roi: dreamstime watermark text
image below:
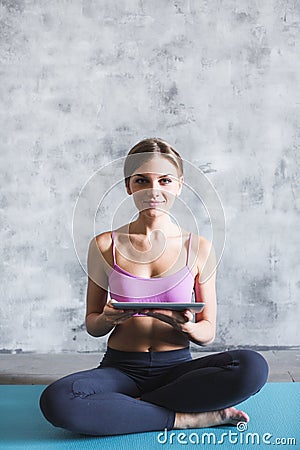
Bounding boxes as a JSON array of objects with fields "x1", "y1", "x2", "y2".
[{"x1": 156, "y1": 422, "x2": 297, "y2": 446}]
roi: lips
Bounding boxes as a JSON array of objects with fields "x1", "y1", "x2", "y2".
[{"x1": 144, "y1": 201, "x2": 164, "y2": 207}]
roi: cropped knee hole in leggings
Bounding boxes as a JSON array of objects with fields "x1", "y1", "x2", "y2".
[{"x1": 39, "y1": 347, "x2": 269, "y2": 436}]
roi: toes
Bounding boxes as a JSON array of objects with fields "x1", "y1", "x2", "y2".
[
  {"x1": 223, "y1": 407, "x2": 250, "y2": 425},
  {"x1": 237, "y1": 409, "x2": 250, "y2": 422},
  {"x1": 232, "y1": 409, "x2": 250, "y2": 424}
]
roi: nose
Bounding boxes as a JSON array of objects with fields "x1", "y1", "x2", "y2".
[
  {"x1": 147, "y1": 188, "x2": 160, "y2": 197},
  {"x1": 149, "y1": 191, "x2": 161, "y2": 200},
  {"x1": 146, "y1": 180, "x2": 163, "y2": 199}
]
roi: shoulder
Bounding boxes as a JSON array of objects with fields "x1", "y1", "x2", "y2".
[
  {"x1": 87, "y1": 231, "x2": 115, "y2": 274},
  {"x1": 199, "y1": 235, "x2": 215, "y2": 257},
  {"x1": 93, "y1": 226, "x2": 127, "y2": 248},
  {"x1": 93, "y1": 224, "x2": 131, "y2": 252},
  {"x1": 93, "y1": 231, "x2": 113, "y2": 253},
  {"x1": 190, "y1": 233, "x2": 216, "y2": 276},
  {"x1": 190, "y1": 233, "x2": 214, "y2": 254}
]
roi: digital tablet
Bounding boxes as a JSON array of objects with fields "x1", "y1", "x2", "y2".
[{"x1": 111, "y1": 302, "x2": 205, "y2": 312}]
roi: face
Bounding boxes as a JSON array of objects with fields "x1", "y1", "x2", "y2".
[{"x1": 126, "y1": 155, "x2": 183, "y2": 216}]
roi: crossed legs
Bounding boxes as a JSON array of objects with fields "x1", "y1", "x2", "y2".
[{"x1": 40, "y1": 349, "x2": 269, "y2": 436}]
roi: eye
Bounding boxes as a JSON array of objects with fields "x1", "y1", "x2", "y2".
[{"x1": 133, "y1": 177, "x2": 173, "y2": 185}]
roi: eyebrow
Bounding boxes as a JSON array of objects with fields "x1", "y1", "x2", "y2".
[{"x1": 132, "y1": 173, "x2": 175, "y2": 178}]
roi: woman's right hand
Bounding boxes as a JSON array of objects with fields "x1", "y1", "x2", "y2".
[{"x1": 102, "y1": 299, "x2": 137, "y2": 325}]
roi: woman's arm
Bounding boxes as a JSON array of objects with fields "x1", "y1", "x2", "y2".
[
  {"x1": 143, "y1": 236, "x2": 217, "y2": 346},
  {"x1": 183, "y1": 236, "x2": 217, "y2": 346},
  {"x1": 85, "y1": 234, "x2": 138, "y2": 337}
]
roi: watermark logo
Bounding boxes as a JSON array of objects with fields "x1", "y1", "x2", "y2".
[
  {"x1": 236, "y1": 421, "x2": 248, "y2": 432},
  {"x1": 72, "y1": 154, "x2": 226, "y2": 296},
  {"x1": 156, "y1": 424, "x2": 297, "y2": 446}
]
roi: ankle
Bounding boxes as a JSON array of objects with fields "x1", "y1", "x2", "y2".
[
  {"x1": 174, "y1": 412, "x2": 200, "y2": 429},
  {"x1": 174, "y1": 412, "x2": 184, "y2": 429}
]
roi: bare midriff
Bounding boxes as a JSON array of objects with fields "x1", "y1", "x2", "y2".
[{"x1": 107, "y1": 316, "x2": 190, "y2": 352}]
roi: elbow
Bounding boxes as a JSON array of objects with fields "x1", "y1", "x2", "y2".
[
  {"x1": 201, "y1": 330, "x2": 216, "y2": 347},
  {"x1": 86, "y1": 322, "x2": 104, "y2": 338},
  {"x1": 86, "y1": 324, "x2": 97, "y2": 338},
  {"x1": 201, "y1": 336, "x2": 215, "y2": 347},
  {"x1": 86, "y1": 328, "x2": 99, "y2": 338},
  {"x1": 85, "y1": 316, "x2": 100, "y2": 337},
  {"x1": 85, "y1": 314, "x2": 112, "y2": 338},
  {"x1": 86, "y1": 326, "x2": 105, "y2": 338}
]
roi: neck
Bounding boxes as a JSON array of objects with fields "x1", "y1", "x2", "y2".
[{"x1": 128, "y1": 215, "x2": 180, "y2": 238}]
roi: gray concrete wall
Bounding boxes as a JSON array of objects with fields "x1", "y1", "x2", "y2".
[{"x1": 1, "y1": 0, "x2": 299, "y2": 353}]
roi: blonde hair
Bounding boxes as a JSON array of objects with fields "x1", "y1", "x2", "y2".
[{"x1": 123, "y1": 138, "x2": 183, "y2": 189}]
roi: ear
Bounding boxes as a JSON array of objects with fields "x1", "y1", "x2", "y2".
[
  {"x1": 124, "y1": 176, "x2": 132, "y2": 195},
  {"x1": 177, "y1": 176, "x2": 184, "y2": 196},
  {"x1": 125, "y1": 183, "x2": 132, "y2": 195}
]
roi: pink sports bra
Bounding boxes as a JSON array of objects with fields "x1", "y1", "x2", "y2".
[{"x1": 108, "y1": 231, "x2": 195, "y2": 303}]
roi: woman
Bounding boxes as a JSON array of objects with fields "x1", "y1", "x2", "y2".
[{"x1": 40, "y1": 138, "x2": 269, "y2": 436}]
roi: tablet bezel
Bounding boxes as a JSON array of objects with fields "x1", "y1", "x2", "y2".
[{"x1": 111, "y1": 302, "x2": 205, "y2": 312}]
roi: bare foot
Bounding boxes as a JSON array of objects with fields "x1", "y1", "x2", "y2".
[
  {"x1": 218, "y1": 407, "x2": 250, "y2": 426},
  {"x1": 174, "y1": 406, "x2": 250, "y2": 429}
]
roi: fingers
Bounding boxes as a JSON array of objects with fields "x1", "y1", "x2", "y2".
[
  {"x1": 114, "y1": 313, "x2": 135, "y2": 324},
  {"x1": 107, "y1": 299, "x2": 119, "y2": 307},
  {"x1": 183, "y1": 309, "x2": 193, "y2": 321},
  {"x1": 104, "y1": 302, "x2": 193, "y2": 327},
  {"x1": 144, "y1": 309, "x2": 190, "y2": 323},
  {"x1": 104, "y1": 300, "x2": 137, "y2": 325},
  {"x1": 141, "y1": 310, "x2": 186, "y2": 327}
]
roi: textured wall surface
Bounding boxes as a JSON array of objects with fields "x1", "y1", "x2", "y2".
[{"x1": 0, "y1": 0, "x2": 299, "y2": 353}]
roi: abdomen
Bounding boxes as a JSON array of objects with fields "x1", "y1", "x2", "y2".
[{"x1": 107, "y1": 316, "x2": 190, "y2": 351}]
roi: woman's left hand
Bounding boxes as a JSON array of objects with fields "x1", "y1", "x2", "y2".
[{"x1": 141, "y1": 308, "x2": 194, "y2": 334}]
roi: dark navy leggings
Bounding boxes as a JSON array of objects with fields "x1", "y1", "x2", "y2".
[{"x1": 39, "y1": 346, "x2": 269, "y2": 436}]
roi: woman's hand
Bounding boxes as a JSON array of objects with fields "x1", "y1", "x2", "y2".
[
  {"x1": 141, "y1": 308, "x2": 195, "y2": 335},
  {"x1": 103, "y1": 300, "x2": 138, "y2": 325},
  {"x1": 141, "y1": 308, "x2": 212, "y2": 345}
]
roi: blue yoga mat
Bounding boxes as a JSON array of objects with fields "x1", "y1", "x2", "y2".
[{"x1": 0, "y1": 383, "x2": 299, "y2": 449}]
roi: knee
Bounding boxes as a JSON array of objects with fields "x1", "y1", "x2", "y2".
[
  {"x1": 40, "y1": 377, "x2": 111, "y2": 435},
  {"x1": 40, "y1": 384, "x2": 56, "y2": 426},
  {"x1": 232, "y1": 349, "x2": 269, "y2": 392},
  {"x1": 40, "y1": 381, "x2": 73, "y2": 429}
]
